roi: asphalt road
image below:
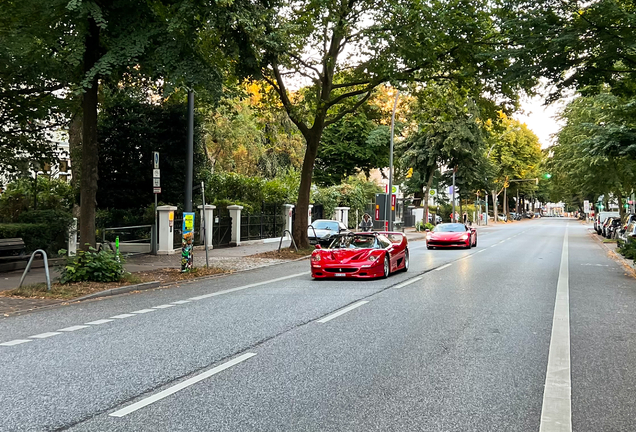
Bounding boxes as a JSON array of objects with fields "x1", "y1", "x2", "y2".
[{"x1": 1, "y1": 218, "x2": 635, "y2": 431}]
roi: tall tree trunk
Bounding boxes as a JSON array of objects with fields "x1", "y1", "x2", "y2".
[
  {"x1": 618, "y1": 193, "x2": 624, "y2": 219},
  {"x1": 492, "y1": 190, "x2": 498, "y2": 224},
  {"x1": 68, "y1": 112, "x2": 82, "y2": 219},
  {"x1": 79, "y1": 19, "x2": 100, "y2": 250},
  {"x1": 422, "y1": 169, "x2": 435, "y2": 227},
  {"x1": 293, "y1": 131, "x2": 322, "y2": 249},
  {"x1": 503, "y1": 187, "x2": 508, "y2": 221}
]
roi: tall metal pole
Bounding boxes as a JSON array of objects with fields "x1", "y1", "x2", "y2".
[
  {"x1": 185, "y1": 90, "x2": 194, "y2": 212},
  {"x1": 201, "y1": 181, "x2": 209, "y2": 268},
  {"x1": 452, "y1": 169, "x2": 456, "y2": 222},
  {"x1": 387, "y1": 89, "x2": 400, "y2": 231}
]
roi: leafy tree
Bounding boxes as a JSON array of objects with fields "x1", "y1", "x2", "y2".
[
  {"x1": 400, "y1": 83, "x2": 486, "y2": 223},
  {"x1": 257, "y1": 0, "x2": 518, "y2": 247},
  {"x1": 96, "y1": 88, "x2": 209, "y2": 212}
]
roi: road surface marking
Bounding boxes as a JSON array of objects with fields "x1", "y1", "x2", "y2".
[
  {"x1": 58, "y1": 325, "x2": 89, "y2": 332},
  {"x1": 317, "y1": 301, "x2": 369, "y2": 323},
  {"x1": 171, "y1": 300, "x2": 190, "y2": 305},
  {"x1": 490, "y1": 245, "x2": 497, "y2": 248},
  {"x1": 131, "y1": 309, "x2": 155, "y2": 314},
  {"x1": 188, "y1": 272, "x2": 307, "y2": 301},
  {"x1": 475, "y1": 250, "x2": 485, "y2": 253},
  {"x1": 29, "y1": 332, "x2": 61, "y2": 339},
  {"x1": 394, "y1": 276, "x2": 423, "y2": 289},
  {"x1": 0, "y1": 339, "x2": 33, "y2": 346},
  {"x1": 152, "y1": 304, "x2": 175, "y2": 309},
  {"x1": 498, "y1": 240, "x2": 505, "y2": 244},
  {"x1": 110, "y1": 352, "x2": 257, "y2": 418},
  {"x1": 111, "y1": 314, "x2": 136, "y2": 319},
  {"x1": 435, "y1": 263, "x2": 452, "y2": 271},
  {"x1": 539, "y1": 226, "x2": 571, "y2": 432},
  {"x1": 86, "y1": 319, "x2": 114, "y2": 325},
  {"x1": 507, "y1": 237, "x2": 512, "y2": 240}
]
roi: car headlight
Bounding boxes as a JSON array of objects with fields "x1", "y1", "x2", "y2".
[
  {"x1": 461, "y1": 234, "x2": 469, "y2": 240},
  {"x1": 426, "y1": 233, "x2": 432, "y2": 240},
  {"x1": 368, "y1": 255, "x2": 380, "y2": 261},
  {"x1": 311, "y1": 254, "x2": 321, "y2": 262}
]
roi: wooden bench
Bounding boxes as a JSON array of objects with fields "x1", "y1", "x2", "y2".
[{"x1": 0, "y1": 238, "x2": 26, "y2": 257}]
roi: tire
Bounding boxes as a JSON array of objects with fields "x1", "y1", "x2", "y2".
[
  {"x1": 473, "y1": 237, "x2": 477, "y2": 247},
  {"x1": 402, "y1": 249, "x2": 409, "y2": 272},
  {"x1": 466, "y1": 240, "x2": 472, "y2": 249},
  {"x1": 382, "y1": 255, "x2": 390, "y2": 278}
]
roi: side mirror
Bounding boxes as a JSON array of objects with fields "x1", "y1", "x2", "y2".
[
  {"x1": 471, "y1": 228, "x2": 476, "y2": 233},
  {"x1": 315, "y1": 244, "x2": 322, "y2": 249},
  {"x1": 425, "y1": 229, "x2": 430, "y2": 232}
]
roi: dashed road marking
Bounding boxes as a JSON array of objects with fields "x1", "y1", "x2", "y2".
[
  {"x1": 58, "y1": 325, "x2": 89, "y2": 332},
  {"x1": 86, "y1": 319, "x2": 114, "y2": 325},
  {"x1": 111, "y1": 314, "x2": 136, "y2": 319},
  {"x1": 152, "y1": 304, "x2": 175, "y2": 309},
  {"x1": 171, "y1": 300, "x2": 190, "y2": 305},
  {"x1": 29, "y1": 332, "x2": 61, "y2": 339},
  {"x1": 110, "y1": 352, "x2": 257, "y2": 418},
  {"x1": 131, "y1": 309, "x2": 155, "y2": 314},
  {"x1": 394, "y1": 276, "x2": 423, "y2": 289},
  {"x1": 0, "y1": 339, "x2": 32, "y2": 347},
  {"x1": 317, "y1": 301, "x2": 369, "y2": 324},
  {"x1": 436, "y1": 263, "x2": 452, "y2": 271},
  {"x1": 188, "y1": 272, "x2": 307, "y2": 302}
]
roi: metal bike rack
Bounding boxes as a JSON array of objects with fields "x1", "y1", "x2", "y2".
[
  {"x1": 18, "y1": 249, "x2": 51, "y2": 291},
  {"x1": 278, "y1": 229, "x2": 298, "y2": 252}
]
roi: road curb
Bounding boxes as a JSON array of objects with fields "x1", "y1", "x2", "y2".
[
  {"x1": 589, "y1": 229, "x2": 636, "y2": 277},
  {"x1": 73, "y1": 281, "x2": 161, "y2": 301}
]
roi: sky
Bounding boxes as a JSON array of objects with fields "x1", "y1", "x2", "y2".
[{"x1": 513, "y1": 89, "x2": 573, "y2": 149}]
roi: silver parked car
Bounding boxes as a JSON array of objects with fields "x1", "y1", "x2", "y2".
[{"x1": 308, "y1": 219, "x2": 349, "y2": 246}]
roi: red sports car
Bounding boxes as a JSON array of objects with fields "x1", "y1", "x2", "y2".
[
  {"x1": 311, "y1": 232, "x2": 409, "y2": 279},
  {"x1": 426, "y1": 223, "x2": 477, "y2": 249}
]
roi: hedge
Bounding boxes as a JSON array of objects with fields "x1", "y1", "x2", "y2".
[{"x1": 0, "y1": 210, "x2": 73, "y2": 255}]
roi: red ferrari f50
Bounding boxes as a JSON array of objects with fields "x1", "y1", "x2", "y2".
[{"x1": 311, "y1": 232, "x2": 409, "y2": 279}]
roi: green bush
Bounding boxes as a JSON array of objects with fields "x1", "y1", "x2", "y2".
[
  {"x1": 0, "y1": 177, "x2": 74, "y2": 223},
  {"x1": 618, "y1": 241, "x2": 636, "y2": 261},
  {"x1": 59, "y1": 247, "x2": 127, "y2": 283},
  {"x1": 0, "y1": 210, "x2": 73, "y2": 255}
]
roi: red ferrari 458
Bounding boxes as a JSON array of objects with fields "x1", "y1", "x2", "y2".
[
  {"x1": 311, "y1": 232, "x2": 409, "y2": 279},
  {"x1": 426, "y1": 223, "x2": 477, "y2": 249}
]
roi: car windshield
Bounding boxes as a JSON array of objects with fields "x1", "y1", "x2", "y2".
[
  {"x1": 432, "y1": 223, "x2": 466, "y2": 233},
  {"x1": 329, "y1": 235, "x2": 378, "y2": 249},
  {"x1": 312, "y1": 221, "x2": 339, "y2": 231}
]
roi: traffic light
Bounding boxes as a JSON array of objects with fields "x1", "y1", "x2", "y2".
[
  {"x1": 543, "y1": 173, "x2": 552, "y2": 179},
  {"x1": 406, "y1": 167, "x2": 413, "y2": 178}
]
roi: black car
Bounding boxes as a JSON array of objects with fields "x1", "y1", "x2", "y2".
[
  {"x1": 308, "y1": 219, "x2": 349, "y2": 246},
  {"x1": 605, "y1": 218, "x2": 622, "y2": 239}
]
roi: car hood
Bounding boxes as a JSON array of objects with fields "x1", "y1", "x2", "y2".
[
  {"x1": 317, "y1": 248, "x2": 380, "y2": 263},
  {"x1": 308, "y1": 228, "x2": 335, "y2": 238},
  {"x1": 429, "y1": 232, "x2": 468, "y2": 239}
]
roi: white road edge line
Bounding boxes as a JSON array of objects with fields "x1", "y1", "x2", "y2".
[
  {"x1": 111, "y1": 314, "x2": 136, "y2": 319},
  {"x1": 110, "y1": 352, "x2": 257, "y2": 418},
  {"x1": 171, "y1": 300, "x2": 190, "y2": 305},
  {"x1": 435, "y1": 263, "x2": 452, "y2": 271},
  {"x1": 317, "y1": 301, "x2": 369, "y2": 324},
  {"x1": 539, "y1": 224, "x2": 571, "y2": 432},
  {"x1": 188, "y1": 272, "x2": 307, "y2": 301},
  {"x1": 0, "y1": 339, "x2": 33, "y2": 346},
  {"x1": 131, "y1": 309, "x2": 155, "y2": 314},
  {"x1": 394, "y1": 276, "x2": 423, "y2": 289}
]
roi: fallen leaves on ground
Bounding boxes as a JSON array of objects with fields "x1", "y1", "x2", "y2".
[{"x1": 250, "y1": 248, "x2": 314, "y2": 260}]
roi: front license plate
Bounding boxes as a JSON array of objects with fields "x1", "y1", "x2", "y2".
[{"x1": 335, "y1": 273, "x2": 346, "y2": 277}]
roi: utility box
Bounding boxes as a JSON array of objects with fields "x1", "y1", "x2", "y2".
[{"x1": 374, "y1": 194, "x2": 395, "y2": 230}]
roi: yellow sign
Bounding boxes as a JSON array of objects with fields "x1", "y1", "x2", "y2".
[{"x1": 184, "y1": 213, "x2": 194, "y2": 231}]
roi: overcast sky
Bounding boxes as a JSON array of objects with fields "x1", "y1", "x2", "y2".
[{"x1": 513, "y1": 89, "x2": 573, "y2": 149}]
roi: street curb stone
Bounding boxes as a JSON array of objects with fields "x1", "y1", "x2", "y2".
[{"x1": 73, "y1": 281, "x2": 161, "y2": 301}]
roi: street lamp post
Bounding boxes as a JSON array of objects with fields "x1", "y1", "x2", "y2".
[{"x1": 386, "y1": 89, "x2": 399, "y2": 231}]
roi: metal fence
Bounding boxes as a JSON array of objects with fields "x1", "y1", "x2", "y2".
[{"x1": 240, "y1": 203, "x2": 285, "y2": 241}]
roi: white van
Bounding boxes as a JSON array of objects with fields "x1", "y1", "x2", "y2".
[{"x1": 594, "y1": 211, "x2": 620, "y2": 234}]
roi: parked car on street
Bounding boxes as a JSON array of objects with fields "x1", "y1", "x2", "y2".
[
  {"x1": 594, "y1": 211, "x2": 620, "y2": 234},
  {"x1": 618, "y1": 221, "x2": 636, "y2": 246},
  {"x1": 428, "y1": 214, "x2": 443, "y2": 224},
  {"x1": 310, "y1": 232, "x2": 408, "y2": 279},
  {"x1": 604, "y1": 217, "x2": 622, "y2": 238},
  {"x1": 426, "y1": 223, "x2": 477, "y2": 249},
  {"x1": 497, "y1": 213, "x2": 507, "y2": 222},
  {"x1": 308, "y1": 219, "x2": 349, "y2": 246}
]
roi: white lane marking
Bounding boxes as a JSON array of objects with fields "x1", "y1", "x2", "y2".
[
  {"x1": 498, "y1": 240, "x2": 505, "y2": 244},
  {"x1": 435, "y1": 263, "x2": 452, "y2": 271},
  {"x1": 58, "y1": 325, "x2": 89, "y2": 332},
  {"x1": 0, "y1": 339, "x2": 33, "y2": 346},
  {"x1": 317, "y1": 301, "x2": 369, "y2": 324},
  {"x1": 29, "y1": 332, "x2": 62, "y2": 339},
  {"x1": 475, "y1": 249, "x2": 485, "y2": 253},
  {"x1": 110, "y1": 352, "x2": 257, "y2": 418},
  {"x1": 131, "y1": 309, "x2": 155, "y2": 314},
  {"x1": 171, "y1": 300, "x2": 190, "y2": 305},
  {"x1": 152, "y1": 304, "x2": 175, "y2": 309},
  {"x1": 507, "y1": 237, "x2": 512, "y2": 240},
  {"x1": 394, "y1": 276, "x2": 423, "y2": 289},
  {"x1": 490, "y1": 245, "x2": 497, "y2": 248},
  {"x1": 188, "y1": 272, "x2": 307, "y2": 301},
  {"x1": 540, "y1": 225, "x2": 571, "y2": 432},
  {"x1": 86, "y1": 319, "x2": 114, "y2": 325},
  {"x1": 111, "y1": 314, "x2": 136, "y2": 319}
]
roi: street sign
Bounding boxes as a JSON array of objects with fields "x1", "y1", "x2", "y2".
[
  {"x1": 584, "y1": 200, "x2": 590, "y2": 213},
  {"x1": 153, "y1": 187, "x2": 161, "y2": 194},
  {"x1": 429, "y1": 189, "x2": 437, "y2": 197},
  {"x1": 153, "y1": 169, "x2": 160, "y2": 178},
  {"x1": 153, "y1": 178, "x2": 161, "y2": 187},
  {"x1": 385, "y1": 184, "x2": 399, "y2": 194},
  {"x1": 153, "y1": 152, "x2": 159, "y2": 169}
]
